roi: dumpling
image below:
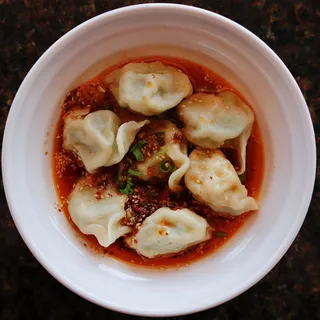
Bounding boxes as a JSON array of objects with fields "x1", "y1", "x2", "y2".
[
  {"x1": 178, "y1": 90, "x2": 254, "y2": 174},
  {"x1": 125, "y1": 207, "x2": 211, "y2": 259},
  {"x1": 68, "y1": 179, "x2": 132, "y2": 247},
  {"x1": 105, "y1": 61, "x2": 193, "y2": 116},
  {"x1": 185, "y1": 148, "x2": 259, "y2": 216},
  {"x1": 63, "y1": 109, "x2": 149, "y2": 173},
  {"x1": 133, "y1": 120, "x2": 190, "y2": 192}
]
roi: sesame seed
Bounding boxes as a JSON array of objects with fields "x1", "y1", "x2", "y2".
[{"x1": 54, "y1": 150, "x2": 74, "y2": 179}]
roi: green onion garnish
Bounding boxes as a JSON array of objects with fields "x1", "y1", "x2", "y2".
[
  {"x1": 130, "y1": 141, "x2": 147, "y2": 161},
  {"x1": 119, "y1": 183, "x2": 134, "y2": 195},
  {"x1": 117, "y1": 175, "x2": 126, "y2": 189},
  {"x1": 119, "y1": 178, "x2": 134, "y2": 195},
  {"x1": 159, "y1": 160, "x2": 176, "y2": 173},
  {"x1": 128, "y1": 169, "x2": 142, "y2": 177},
  {"x1": 214, "y1": 231, "x2": 227, "y2": 237}
]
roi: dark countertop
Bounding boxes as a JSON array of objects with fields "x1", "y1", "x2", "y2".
[{"x1": 0, "y1": 1, "x2": 319, "y2": 319}]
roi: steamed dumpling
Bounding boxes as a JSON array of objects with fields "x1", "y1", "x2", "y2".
[
  {"x1": 185, "y1": 148, "x2": 259, "y2": 216},
  {"x1": 63, "y1": 109, "x2": 149, "y2": 173},
  {"x1": 135, "y1": 120, "x2": 190, "y2": 192},
  {"x1": 105, "y1": 61, "x2": 193, "y2": 116},
  {"x1": 68, "y1": 179, "x2": 132, "y2": 247},
  {"x1": 178, "y1": 91, "x2": 254, "y2": 174},
  {"x1": 125, "y1": 207, "x2": 211, "y2": 259}
]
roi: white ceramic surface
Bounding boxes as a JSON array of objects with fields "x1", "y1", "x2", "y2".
[{"x1": 2, "y1": 4, "x2": 316, "y2": 317}]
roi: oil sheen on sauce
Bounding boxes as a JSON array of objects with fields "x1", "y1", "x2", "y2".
[{"x1": 53, "y1": 56, "x2": 264, "y2": 269}]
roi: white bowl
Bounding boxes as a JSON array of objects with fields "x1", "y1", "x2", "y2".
[{"x1": 2, "y1": 3, "x2": 316, "y2": 317}]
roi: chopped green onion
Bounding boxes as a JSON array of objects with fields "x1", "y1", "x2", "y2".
[
  {"x1": 119, "y1": 184, "x2": 134, "y2": 195},
  {"x1": 131, "y1": 148, "x2": 143, "y2": 161},
  {"x1": 160, "y1": 160, "x2": 176, "y2": 173},
  {"x1": 214, "y1": 231, "x2": 227, "y2": 237},
  {"x1": 117, "y1": 175, "x2": 126, "y2": 189},
  {"x1": 128, "y1": 169, "x2": 142, "y2": 177},
  {"x1": 119, "y1": 178, "x2": 134, "y2": 195},
  {"x1": 132, "y1": 148, "x2": 143, "y2": 161},
  {"x1": 130, "y1": 141, "x2": 147, "y2": 161},
  {"x1": 118, "y1": 175, "x2": 135, "y2": 195}
]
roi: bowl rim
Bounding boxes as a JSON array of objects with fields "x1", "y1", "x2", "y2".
[{"x1": 2, "y1": 3, "x2": 316, "y2": 317}]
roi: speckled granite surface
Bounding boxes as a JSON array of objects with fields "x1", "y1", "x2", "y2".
[{"x1": 0, "y1": 0, "x2": 319, "y2": 319}]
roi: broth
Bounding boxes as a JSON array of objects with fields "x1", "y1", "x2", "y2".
[{"x1": 53, "y1": 56, "x2": 264, "y2": 268}]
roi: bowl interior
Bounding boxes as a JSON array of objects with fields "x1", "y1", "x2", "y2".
[{"x1": 3, "y1": 4, "x2": 315, "y2": 317}]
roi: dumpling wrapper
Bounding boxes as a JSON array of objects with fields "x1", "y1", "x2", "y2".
[
  {"x1": 136, "y1": 120, "x2": 190, "y2": 192},
  {"x1": 125, "y1": 207, "x2": 211, "y2": 259},
  {"x1": 68, "y1": 179, "x2": 132, "y2": 247},
  {"x1": 63, "y1": 109, "x2": 149, "y2": 173},
  {"x1": 105, "y1": 61, "x2": 193, "y2": 116},
  {"x1": 178, "y1": 91, "x2": 254, "y2": 174},
  {"x1": 185, "y1": 148, "x2": 259, "y2": 216}
]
